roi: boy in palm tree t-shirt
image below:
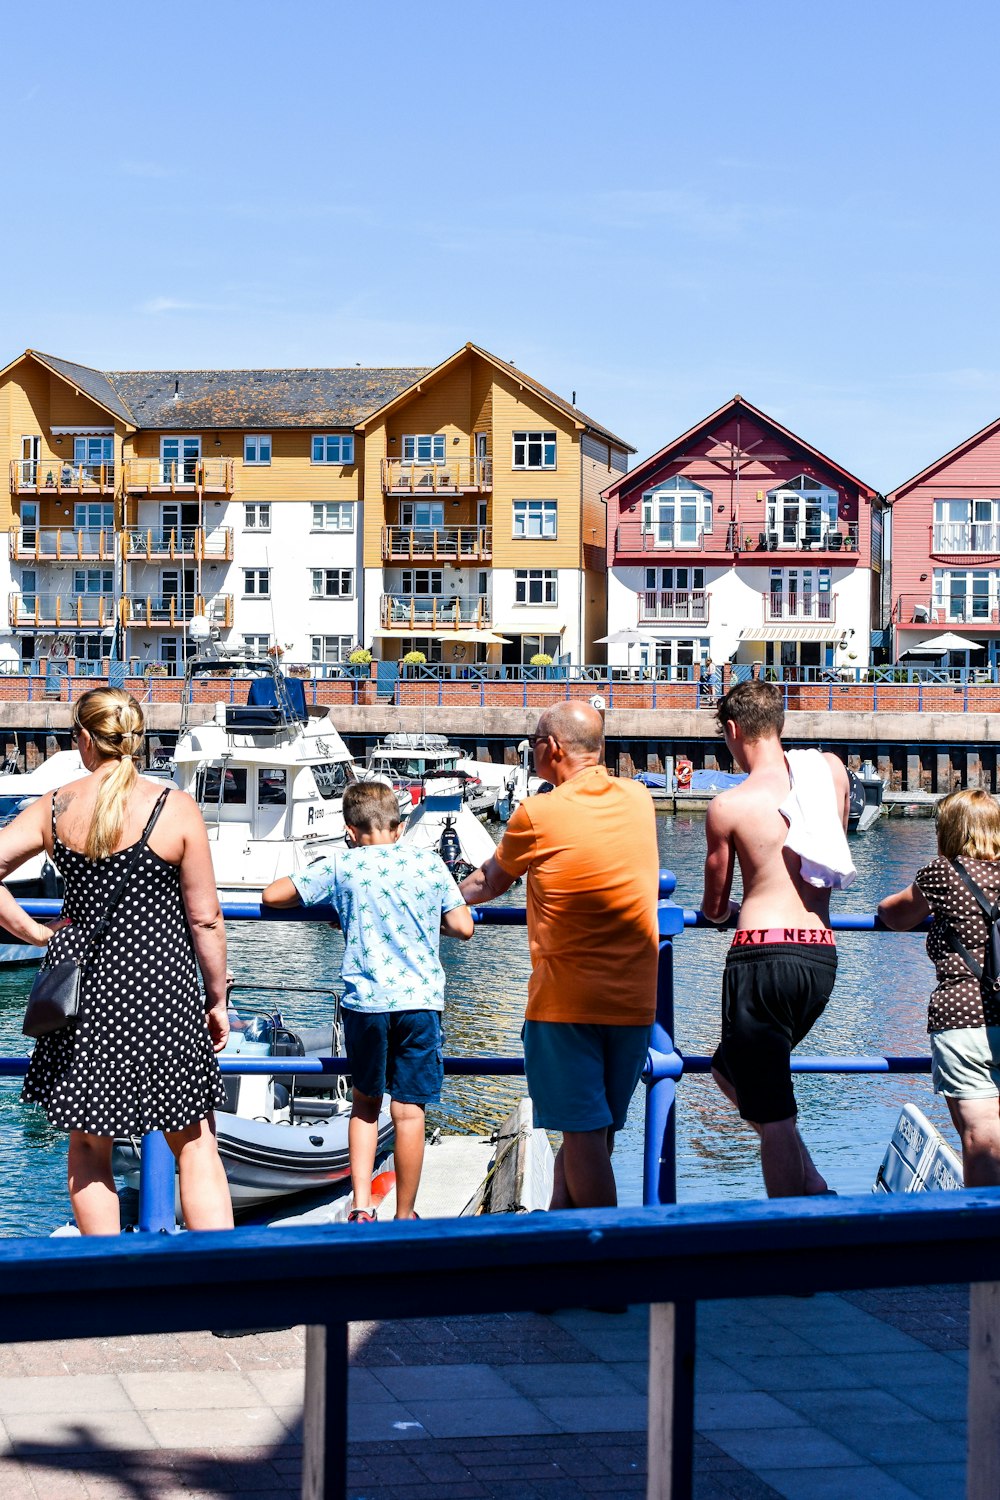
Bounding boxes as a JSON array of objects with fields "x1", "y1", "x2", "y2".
[{"x1": 262, "y1": 781, "x2": 474, "y2": 1220}]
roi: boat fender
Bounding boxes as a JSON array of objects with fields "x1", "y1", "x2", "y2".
[{"x1": 676, "y1": 758, "x2": 693, "y2": 790}]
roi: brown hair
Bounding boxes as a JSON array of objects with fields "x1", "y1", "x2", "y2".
[
  {"x1": 342, "y1": 780, "x2": 401, "y2": 834},
  {"x1": 72, "y1": 688, "x2": 145, "y2": 860},
  {"x1": 715, "y1": 680, "x2": 784, "y2": 744},
  {"x1": 936, "y1": 788, "x2": 1000, "y2": 862}
]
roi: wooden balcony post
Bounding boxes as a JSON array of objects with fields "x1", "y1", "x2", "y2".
[{"x1": 55, "y1": 597, "x2": 61, "y2": 627}]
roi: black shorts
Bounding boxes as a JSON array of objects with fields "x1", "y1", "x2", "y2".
[{"x1": 711, "y1": 943, "x2": 837, "y2": 1125}]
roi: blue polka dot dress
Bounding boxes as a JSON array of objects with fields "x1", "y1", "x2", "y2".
[{"x1": 22, "y1": 793, "x2": 226, "y2": 1137}]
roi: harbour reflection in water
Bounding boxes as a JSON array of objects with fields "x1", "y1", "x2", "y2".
[{"x1": 0, "y1": 813, "x2": 945, "y2": 1235}]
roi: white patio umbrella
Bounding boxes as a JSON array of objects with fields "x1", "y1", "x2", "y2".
[
  {"x1": 595, "y1": 628, "x2": 659, "y2": 669},
  {"x1": 900, "y1": 633, "x2": 985, "y2": 655}
]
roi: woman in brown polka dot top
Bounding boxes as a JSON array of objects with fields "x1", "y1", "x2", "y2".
[{"x1": 879, "y1": 789, "x2": 1000, "y2": 1187}]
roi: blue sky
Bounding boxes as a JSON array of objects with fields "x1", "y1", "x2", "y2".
[{"x1": 4, "y1": 0, "x2": 999, "y2": 491}]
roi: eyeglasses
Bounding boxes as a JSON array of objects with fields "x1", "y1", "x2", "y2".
[
  {"x1": 70, "y1": 728, "x2": 79, "y2": 744},
  {"x1": 531, "y1": 734, "x2": 559, "y2": 750}
]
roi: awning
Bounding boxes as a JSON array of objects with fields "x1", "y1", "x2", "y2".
[
  {"x1": 372, "y1": 627, "x2": 511, "y2": 644},
  {"x1": 740, "y1": 624, "x2": 845, "y2": 644}
]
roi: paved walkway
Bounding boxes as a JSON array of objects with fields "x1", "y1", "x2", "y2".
[{"x1": 0, "y1": 1285, "x2": 968, "y2": 1499}]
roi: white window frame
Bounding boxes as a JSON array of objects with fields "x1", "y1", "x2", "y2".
[
  {"x1": 644, "y1": 566, "x2": 705, "y2": 591},
  {"x1": 73, "y1": 436, "x2": 113, "y2": 467},
  {"x1": 400, "y1": 501, "x2": 444, "y2": 528},
  {"x1": 244, "y1": 434, "x2": 272, "y2": 466},
  {"x1": 641, "y1": 478, "x2": 713, "y2": 549},
  {"x1": 933, "y1": 498, "x2": 1000, "y2": 553},
  {"x1": 932, "y1": 568, "x2": 999, "y2": 623},
  {"x1": 401, "y1": 434, "x2": 446, "y2": 466},
  {"x1": 512, "y1": 431, "x2": 557, "y2": 470},
  {"x1": 243, "y1": 502, "x2": 271, "y2": 531},
  {"x1": 401, "y1": 570, "x2": 443, "y2": 595},
  {"x1": 311, "y1": 434, "x2": 355, "y2": 465},
  {"x1": 514, "y1": 569, "x2": 558, "y2": 605},
  {"x1": 242, "y1": 633, "x2": 272, "y2": 654},
  {"x1": 310, "y1": 568, "x2": 355, "y2": 598},
  {"x1": 73, "y1": 568, "x2": 114, "y2": 595},
  {"x1": 243, "y1": 567, "x2": 270, "y2": 598},
  {"x1": 512, "y1": 499, "x2": 557, "y2": 539},
  {"x1": 766, "y1": 474, "x2": 838, "y2": 548},
  {"x1": 311, "y1": 634, "x2": 354, "y2": 664},
  {"x1": 74, "y1": 502, "x2": 114, "y2": 531},
  {"x1": 311, "y1": 501, "x2": 355, "y2": 532}
]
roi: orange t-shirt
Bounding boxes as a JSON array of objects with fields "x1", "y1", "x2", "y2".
[{"x1": 494, "y1": 765, "x2": 659, "y2": 1025}]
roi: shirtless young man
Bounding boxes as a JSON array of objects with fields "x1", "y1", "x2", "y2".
[{"x1": 701, "y1": 680, "x2": 851, "y2": 1198}]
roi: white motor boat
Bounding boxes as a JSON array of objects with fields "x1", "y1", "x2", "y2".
[
  {"x1": 0, "y1": 751, "x2": 88, "y2": 964},
  {"x1": 171, "y1": 650, "x2": 403, "y2": 900},
  {"x1": 495, "y1": 739, "x2": 552, "y2": 823},
  {"x1": 364, "y1": 733, "x2": 497, "y2": 817},
  {"x1": 398, "y1": 771, "x2": 499, "y2": 881}
]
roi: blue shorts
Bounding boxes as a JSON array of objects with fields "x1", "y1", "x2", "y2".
[
  {"x1": 522, "y1": 1020, "x2": 650, "y2": 1132},
  {"x1": 342, "y1": 1009, "x2": 444, "y2": 1106}
]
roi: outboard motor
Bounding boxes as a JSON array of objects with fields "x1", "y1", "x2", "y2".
[{"x1": 439, "y1": 816, "x2": 461, "y2": 874}]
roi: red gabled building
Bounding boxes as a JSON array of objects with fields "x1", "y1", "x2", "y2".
[
  {"x1": 889, "y1": 415, "x2": 1000, "y2": 670},
  {"x1": 602, "y1": 396, "x2": 883, "y2": 677}
]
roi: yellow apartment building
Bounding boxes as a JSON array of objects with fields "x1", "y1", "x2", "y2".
[{"x1": 0, "y1": 345, "x2": 631, "y2": 672}]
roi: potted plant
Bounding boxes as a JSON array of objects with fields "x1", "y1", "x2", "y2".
[
  {"x1": 346, "y1": 646, "x2": 372, "y2": 680},
  {"x1": 143, "y1": 662, "x2": 168, "y2": 676},
  {"x1": 401, "y1": 650, "x2": 427, "y2": 673}
]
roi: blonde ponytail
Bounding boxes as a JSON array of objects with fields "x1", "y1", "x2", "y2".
[{"x1": 72, "y1": 689, "x2": 145, "y2": 860}]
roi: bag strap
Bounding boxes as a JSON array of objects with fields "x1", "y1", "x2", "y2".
[
  {"x1": 945, "y1": 859, "x2": 1000, "y2": 984},
  {"x1": 952, "y1": 859, "x2": 999, "y2": 922},
  {"x1": 81, "y1": 788, "x2": 171, "y2": 956}
]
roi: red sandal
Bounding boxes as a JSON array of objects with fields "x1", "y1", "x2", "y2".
[{"x1": 347, "y1": 1207, "x2": 378, "y2": 1223}]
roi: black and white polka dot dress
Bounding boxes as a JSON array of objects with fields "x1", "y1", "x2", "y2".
[{"x1": 22, "y1": 792, "x2": 226, "y2": 1137}]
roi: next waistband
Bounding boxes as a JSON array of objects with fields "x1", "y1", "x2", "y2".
[{"x1": 731, "y1": 927, "x2": 836, "y2": 948}]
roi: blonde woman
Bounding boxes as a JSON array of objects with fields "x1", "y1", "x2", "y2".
[
  {"x1": 879, "y1": 788, "x2": 1000, "y2": 1186},
  {"x1": 3, "y1": 688, "x2": 233, "y2": 1234}
]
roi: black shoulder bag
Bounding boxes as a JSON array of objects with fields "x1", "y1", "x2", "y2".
[{"x1": 23, "y1": 789, "x2": 170, "y2": 1039}]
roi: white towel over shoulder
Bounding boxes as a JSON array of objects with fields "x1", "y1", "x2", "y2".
[{"x1": 780, "y1": 748, "x2": 856, "y2": 891}]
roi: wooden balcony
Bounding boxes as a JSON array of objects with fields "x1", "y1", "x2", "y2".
[
  {"x1": 382, "y1": 457, "x2": 492, "y2": 494},
  {"x1": 738, "y1": 522, "x2": 859, "y2": 554},
  {"x1": 9, "y1": 593, "x2": 114, "y2": 629},
  {"x1": 122, "y1": 459, "x2": 235, "y2": 493},
  {"x1": 763, "y1": 592, "x2": 836, "y2": 623},
  {"x1": 123, "y1": 594, "x2": 234, "y2": 629},
  {"x1": 9, "y1": 527, "x2": 116, "y2": 562},
  {"x1": 10, "y1": 460, "x2": 115, "y2": 495},
  {"x1": 638, "y1": 590, "x2": 708, "y2": 623},
  {"x1": 381, "y1": 525, "x2": 492, "y2": 563},
  {"x1": 123, "y1": 527, "x2": 234, "y2": 562},
  {"x1": 379, "y1": 593, "x2": 492, "y2": 630}
]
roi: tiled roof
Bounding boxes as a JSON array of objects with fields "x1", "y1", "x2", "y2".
[
  {"x1": 105, "y1": 366, "x2": 430, "y2": 429},
  {"x1": 29, "y1": 352, "x2": 135, "y2": 424}
]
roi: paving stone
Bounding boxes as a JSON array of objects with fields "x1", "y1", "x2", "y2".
[
  {"x1": 708, "y1": 1425, "x2": 868, "y2": 1471},
  {"x1": 533, "y1": 1394, "x2": 647, "y2": 1432},
  {"x1": 2, "y1": 1410, "x2": 157, "y2": 1455},
  {"x1": 370, "y1": 1364, "x2": 520, "y2": 1402},
  {"x1": 882, "y1": 1461, "x2": 965, "y2": 1500},
  {"x1": 703, "y1": 1326, "x2": 821, "y2": 1363},
  {"x1": 777, "y1": 1386, "x2": 929, "y2": 1431},
  {"x1": 400, "y1": 1397, "x2": 557, "y2": 1439},
  {"x1": 791, "y1": 1321, "x2": 928, "y2": 1356},
  {"x1": 893, "y1": 1381, "x2": 967, "y2": 1422},
  {"x1": 140, "y1": 1405, "x2": 293, "y2": 1450},
  {"x1": 833, "y1": 1350, "x2": 966, "y2": 1386},
  {"x1": 694, "y1": 1392, "x2": 806, "y2": 1431},
  {"x1": 500, "y1": 1361, "x2": 636, "y2": 1398},
  {"x1": 350, "y1": 1403, "x2": 427, "y2": 1442},
  {"x1": 830, "y1": 1417, "x2": 967, "y2": 1466},
  {"x1": 0, "y1": 1374, "x2": 132, "y2": 1416},
  {"x1": 245, "y1": 1366, "x2": 305, "y2": 1404},
  {"x1": 756, "y1": 1466, "x2": 919, "y2": 1499},
  {"x1": 730, "y1": 1354, "x2": 867, "y2": 1393},
  {"x1": 119, "y1": 1369, "x2": 262, "y2": 1410}
]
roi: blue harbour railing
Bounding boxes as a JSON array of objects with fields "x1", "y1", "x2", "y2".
[{"x1": 4, "y1": 880, "x2": 999, "y2": 1500}]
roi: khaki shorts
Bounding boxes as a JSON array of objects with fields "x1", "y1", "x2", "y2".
[{"x1": 930, "y1": 1026, "x2": 1000, "y2": 1099}]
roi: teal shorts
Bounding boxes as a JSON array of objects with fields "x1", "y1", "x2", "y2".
[
  {"x1": 522, "y1": 1020, "x2": 650, "y2": 1132},
  {"x1": 930, "y1": 1026, "x2": 1000, "y2": 1099}
]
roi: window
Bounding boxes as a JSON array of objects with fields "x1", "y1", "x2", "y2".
[
  {"x1": 311, "y1": 635, "x2": 354, "y2": 665},
  {"x1": 311, "y1": 434, "x2": 354, "y2": 465},
  {"x1": 768, "y1": 567, "x2": 832, "y2": 620},
  {"x1": 242, "y1": 633, "x2": 271, "y2": 655},
  {"x1": 644, "y1": 567, "x2": 705, "y2": 591},
  {"x1": 515, "y1": 569, "x2": 558, "y2": 605},
  {"x1": 519, "y1": 633, "x2": 561, "y2": 665},
  {"x1": 933, "y1": 569, "x2": 1000, "y2": 622},
  {"x1": 243, "y1": 502, "x2": 271, "y2": 531},
  {"x1": 258, "y1": 769, "x2": 287, "y2": 806},
  {"x1": 402, "y1": 435, "x2": 446, "y2": 465},
  {"x1": 312, "y1": 761, "x2": 355, "y2": 798},
  {"x1": 934, "y1": 499, "x2": 1000, "y2": 552},
  {"x1": 74, "y1": 502, "x2": 114, "y2": 533},
  {"x1": 766, "y1": 475, "x2": 838, "y2": 548},
  {"x1": 73, "y1": 436, "x2": 113, "y2": 468},
  {"x1": 401, "y1": 570, "x2": 442, "y2": 595},
  {"x1": 642, "y1": 478, "x2": 712, "y2": 548},
  {"x1": 310, "y1": 568, "x2": 354, "y2": 597},
  {"x1": 243, "y1": 568, "x2": 270, "y2": 597},
  {"x1": 512, "y1": 431, "x2": 557, "y2": 469},
  {"x1": 652, "y1": 638, "x2": 710, "y2": 677},
  {"x1": 73, "y1": 568, "x2": 113, "y2": 594},
  {"x1": 195, "y1": 766, "x2": 248, "y2": 806},
  {"x1": 400, "y1": 501, "x2": 444, "y2": 528},
  {"x1": 20, "y1": 569, "x2": 37, "y2": 608},
  {"x1": 244, "y1": 434, "x2": 272, "y2": 465},
  {"x1": 311, "y1": 502, "x2": 355, "y2": 531},
  {"x1": 512, "y1": 499, "x2": 557, "y2": 539}
]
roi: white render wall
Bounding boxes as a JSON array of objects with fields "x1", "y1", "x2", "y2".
[{"x1": 491, "y1": 568, "x2": 584, "y2": 660}]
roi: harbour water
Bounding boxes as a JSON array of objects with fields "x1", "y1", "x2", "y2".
[{"x1": 0, "y1": 813, "x2": 945, "y2": 1237}]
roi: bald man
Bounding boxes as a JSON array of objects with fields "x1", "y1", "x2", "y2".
[{"x1": 461, "y1": 703, "x2": 659, "y2": 1209}]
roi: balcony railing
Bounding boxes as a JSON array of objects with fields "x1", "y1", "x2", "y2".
[
  {"x1": 382, "y1": 457, "x2": 492, "y2": 494},
  {"x1": 895, "y1": 593, "x2": 1000, "y2": 627},
  {"x1": 931, "y1": 522, "x2": 1000, "y2": 555},
  {"x1": 764, "y1": 592, "x2": 835, "y2": 622},
  {"x1": 9, "y1": 593, "x2": 113, "y2": 629},
  {"x1": 381, "y1": 525, "x2": 492, "y2": 562},
  {"x1": 379, "y1": 593, "x2": 492, "y2": 630},
  {"x1": 739, "y1": 521, "x2": 859, "y2": 553},
  {"x1": 9, "y1": 526, "x2": 116, "y2": 562},
  {"x1": 638, "y1": 589, "x2": 708, "y2": 623},
  {"x1": 123, "y1": 527, "x2": 234, "y2": 562},
  {"x1": 10, "y1": 460, "x2": 115, "y2": 495},
  {"x1": 123, "y1": 594, "x2": 234, "y2": 629},
  {"x1": 614, "y1": 523, "x2": 708, "y2": 553},
  {"x1": 122, "y1": 459, "x2": 235, "y2": 493}
]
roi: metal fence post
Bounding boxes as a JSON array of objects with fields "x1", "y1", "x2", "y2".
[
  {"x1": 137, "y1": 1131, "x2": 176, "y2": 1232},
  {"x1": 303, "y1": 1322, "x2": 349, "y2": 1500}
]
